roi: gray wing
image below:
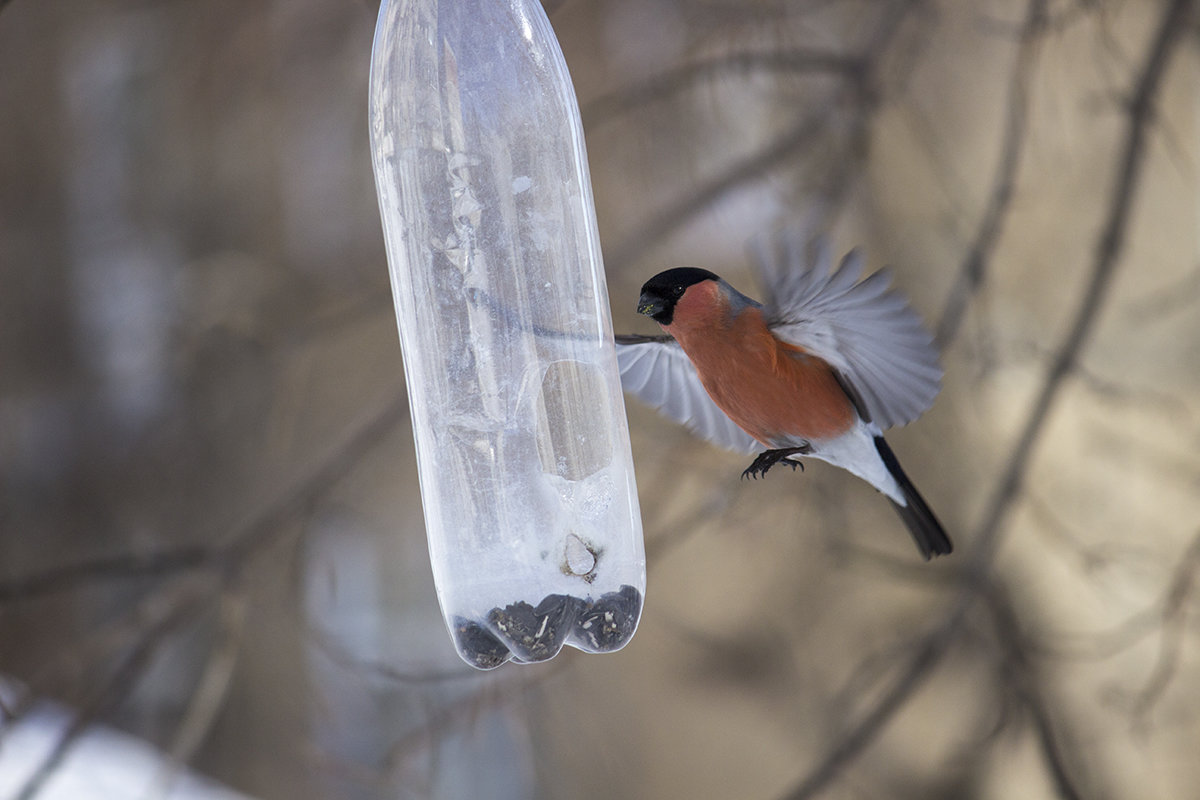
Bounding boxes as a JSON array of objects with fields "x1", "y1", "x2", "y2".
[
  {"x1": 750, "y1": 228, "x2": 942, "y2": 429},
  {"x1": 615, "y1": 337, "x2": 761, "y2": 455}
]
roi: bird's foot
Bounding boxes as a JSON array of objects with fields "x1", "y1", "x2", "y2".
[{"x1": 741, "y1": 446, "x2": 810, "y2": 480}]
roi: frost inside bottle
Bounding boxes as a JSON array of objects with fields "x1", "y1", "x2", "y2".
[{"x1": 368, "y1": 0, "x2": 646, "y2": 669}]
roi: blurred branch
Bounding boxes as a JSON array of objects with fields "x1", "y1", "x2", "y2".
[
  {"x1": 1003, "y1": 338, "x2": 1194, "y2": 420},
  {"x1": 306, "y1": 618, "x2": 482, "y2": 683},
  {"x1": 1125, "y1": 262, "x2": 1200, "y2": 322},
  {"x1": 643, "y1": 451, "x2": 738, "y2": 562},
  {"x1": 0, "y1": 396, "x2": 409, "y2": 604},
  {"x1": 935, "y1": 0, "x2": 1049, "y2": 348},
  {"x1": 150, "y1": 587, "x2": 249, "y2": 800},
  {"x1": 0, "y1": 547, "x2": 215, "y2": 604},
  {"x1": 1011, "y1": 520, "x2": 1200, "y2": 675},
  {"x1": 1065, "y1": 356, "x2": 1193, "y2": 420},
  {"x1": 1023, "y1": 492, "x2": 1116, "y2": 574},
  {"x1": 0, "y1": 582, "x2": 211, "y2": 736},
  {"x1": 984, "y1": 581, "x2": 1086, "y2": 800},
  {"x1": 581, "y1": 49, "x2": 859, "y2": 128},
  {"x1": 604, "y1": 0, "x2": 918, "y2": 272},
  {"x1": 2, "y1": 393, "x2": 410, "y2": 795},
  {"x1": 1131, "y1": 527, "x2": 1200, "y2": 726},
  {"x1": 281, "y1": 288, "x2": 394, "y2": 353},
  {"x1": 218, "y1": 396, "x2": 409, "y2": 569},
  {"x1": 378, "y1": 669, "x2": 558, "y2": 790},
  {"x1": 778, "y1": 605, "x2": 964, "y2": 800},
  {"x1": 966, "y1": 0, "x2": 1193, "y2": 568},
  {"x1": 605, "y1": 110, "x2": 831, "y2": 272},
  {"x1": 776, "y1": 0, "x2": 1195, "y2": 795},
  {"x1": 12, "y1": 583, "x2": 209, "y2": 800}
]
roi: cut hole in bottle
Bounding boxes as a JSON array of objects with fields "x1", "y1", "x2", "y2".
[{"x1": 537, "y1": 360, "x2": 613, "y2": 481}]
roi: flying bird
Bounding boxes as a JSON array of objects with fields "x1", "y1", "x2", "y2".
[{"x1": 615, "y1": 232, "x2": 951, "y2": 559}]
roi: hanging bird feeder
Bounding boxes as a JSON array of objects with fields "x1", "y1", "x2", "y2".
[{"x1": 368, "y1": 0, "x2": 645, "y2": 669}]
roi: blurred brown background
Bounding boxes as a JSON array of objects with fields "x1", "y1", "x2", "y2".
[{"x1": 2, "y1": 1, "x2": 1199, "y2": 798}]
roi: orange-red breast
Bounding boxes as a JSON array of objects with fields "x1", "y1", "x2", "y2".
[{"x1": 616, "y1": 232, "x2": 951, "y2": 559}]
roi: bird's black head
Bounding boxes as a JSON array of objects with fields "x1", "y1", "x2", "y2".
[{"x1": 637, "y1": 267, "x2": 720, "y2": 325}]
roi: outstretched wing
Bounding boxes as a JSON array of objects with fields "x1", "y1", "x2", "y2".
[
  {"x1": 615, "y1": 335, "x2": 760, "y2": 454},
  {"x1": 749, "y1": 229, "x2": 942, "y2": 429}
]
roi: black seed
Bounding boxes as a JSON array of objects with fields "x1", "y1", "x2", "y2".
[
  {"x1": 486, "y1": 593, "x2": 583, "y2": 662},
  {"x1": 573, "y1": 585, "x2": 642, "y2": 652},
  {"x1": 452, "y1": 617, "x2": 512, "y2": 670}
]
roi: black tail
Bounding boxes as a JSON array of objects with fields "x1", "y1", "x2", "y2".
[{"x1": 873, "y1": 436, "x2": 952, "y2": 560}]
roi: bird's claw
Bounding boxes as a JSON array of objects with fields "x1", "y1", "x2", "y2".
[{"x1": 741, "y1": 447, "x2": 809, "y2": 480}]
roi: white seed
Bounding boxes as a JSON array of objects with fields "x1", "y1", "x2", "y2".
[{"x1": 563, "y1": 533, "x2": 596, "y2": 576}]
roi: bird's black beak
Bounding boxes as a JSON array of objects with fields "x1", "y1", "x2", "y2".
[{"x1": 637, "y1": 292, "x2": 665, "y2": 319}]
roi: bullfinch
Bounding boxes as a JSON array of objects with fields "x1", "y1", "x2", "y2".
[{"x1": 615, "y1": 232, "x2": 951, "y2": 559}]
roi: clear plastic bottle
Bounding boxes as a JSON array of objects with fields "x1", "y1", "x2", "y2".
[{"x1": 369, "y1": 0, "x2": 645, "y2": 669}]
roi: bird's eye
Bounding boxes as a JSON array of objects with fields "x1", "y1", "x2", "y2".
[{"x1": 672, "y1": 285, "x2": 685, "y2": 298}]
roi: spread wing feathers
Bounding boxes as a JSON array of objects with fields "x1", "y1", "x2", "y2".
[
  {"x1": 615, "y1": 336, "x2": 761, "y2": 454},
  {"x1": 751, "y1": 231, "x2": 942, "y2": 429}
]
